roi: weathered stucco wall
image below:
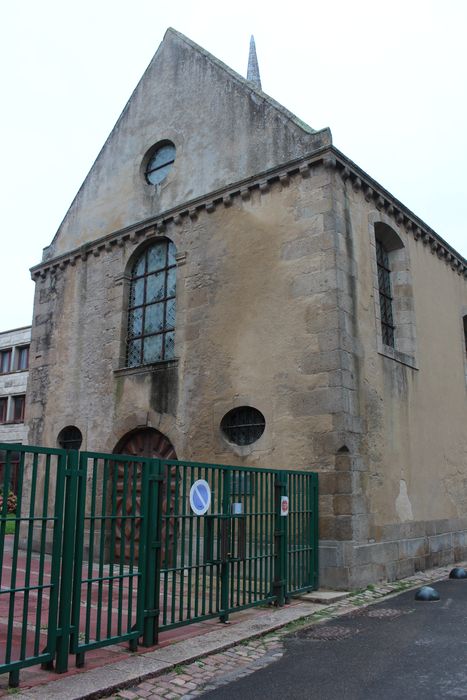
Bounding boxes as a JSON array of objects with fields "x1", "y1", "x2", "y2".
[
  {"x1": 29, "y1": 168, "x2": 343, "y2": 463},
  {"x1": 47, "y1": 29, "x2": 329, "y2": 259},
  {"x1": 27, "y1": 158, "x2": 467, "y2": 588}
]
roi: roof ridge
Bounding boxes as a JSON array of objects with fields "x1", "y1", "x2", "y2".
[{"x1": 166, "y1": 28, "x2": 316, "y2": 134}]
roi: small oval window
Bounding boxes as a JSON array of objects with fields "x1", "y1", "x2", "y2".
[
  {"x1": 221, "y1": 407, "x2": 265, "y2": 446},
  {"x1": 145, "y1": 142, "x2": 176, "y2": 185}
]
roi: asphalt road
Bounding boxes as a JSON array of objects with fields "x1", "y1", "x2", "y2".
[{"x1": 202, "y1": 579, "x2": 467, "y2": 699}]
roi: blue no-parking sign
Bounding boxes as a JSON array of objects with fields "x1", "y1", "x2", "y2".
[{"x1": 189, "y1": 479, "x2": 211, "y2": 515}]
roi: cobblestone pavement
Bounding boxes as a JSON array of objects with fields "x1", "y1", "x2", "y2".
[
  {"x1": 107, "y1": 635, "x2": 285, "y2": 700},
  {"x1": 105, "y1": 564, "x2": 464, "y2": 700}
]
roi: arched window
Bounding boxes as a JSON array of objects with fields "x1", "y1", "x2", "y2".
[
  {"x1": 374, "y1": 222, "x2": 406, "y2": 351},
  {"x1": 126, "y1": 239, "x2": 176, "y2": 367},
  {"x1": 371, "y1": 220, "x2": 417, "y2": 365},
  {"x1": 376, "y1": 239, "x2": 395, "y2": 347}
]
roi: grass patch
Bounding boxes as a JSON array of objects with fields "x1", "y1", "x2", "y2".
[
  {"x1": 5, "y1": 514, "x2": 16, "y2": 535},
  {"x1": 390, "y1": 580, "x2": 413, "y2": 592}
]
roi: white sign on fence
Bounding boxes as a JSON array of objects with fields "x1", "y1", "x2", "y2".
[{"x1": 189, "y1": 479, "x2": 211, "y2": 516}]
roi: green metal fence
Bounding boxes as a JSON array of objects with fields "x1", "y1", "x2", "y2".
[
  {"x1": 0, "y1": 443, "x2": 318, "y2": 686},
  {"x1": 0, "y1": 445, "x2": 68, "y2": 688},
  {"x1": 287, "y1": 471, "x2": 319, "y2": 595}
]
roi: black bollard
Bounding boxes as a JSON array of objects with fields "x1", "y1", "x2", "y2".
[
  {"x1": 415, "y1": 586, "x2": 440, "y2": 601},
  {"x1": 449, "y1": 567, "x2": 467, "y2": 579}
]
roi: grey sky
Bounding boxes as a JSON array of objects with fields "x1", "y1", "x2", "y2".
[{"x1": 1, "y1": 0, "x2": 466, "y2": 330}]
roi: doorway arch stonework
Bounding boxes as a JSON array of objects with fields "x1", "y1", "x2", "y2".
[{"x1": 114, "y1": 427, "x2": 177, "y2": 564}]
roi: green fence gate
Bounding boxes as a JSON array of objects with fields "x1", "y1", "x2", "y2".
[{"x1": 0, "y1": 443, "x2": 318, "y2": 687}]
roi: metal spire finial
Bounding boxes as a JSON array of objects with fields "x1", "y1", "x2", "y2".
[{"x1": 247, "y1": 35, "x2": 262, "y2": 90}]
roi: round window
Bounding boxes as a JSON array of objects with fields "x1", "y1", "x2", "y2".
[
  {"x1": 145, "y1": 142, "x2": 176, "y2": 185},
  {"x1": 220, "y1": 407, "x2": 265, "y2": 446},
  {"x1": 57, "y1": 426, "x2": 83, "y2": 451}
]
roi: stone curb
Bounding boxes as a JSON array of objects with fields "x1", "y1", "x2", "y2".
[
  {"x1": 13, "y1": 603, "x2": 326, "y2": 700},
  {"x1": 13, "y1": 561, "x2": 466, "y2": 700}
]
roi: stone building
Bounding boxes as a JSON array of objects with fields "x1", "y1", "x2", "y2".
[{"x1": 27, "y1": 29, "x2": 467, "y2": 588}]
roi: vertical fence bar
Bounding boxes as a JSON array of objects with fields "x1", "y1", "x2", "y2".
[
  {"x1": 219, "y1": 469, "x2": 231, "y2": 623},
  {"x1": 273, "y1": 471, "x2": 287, "y2": 606},
  {"x1": 55, "y1": 449, "x2": 79, "y2": 673},
  {"x1": 312, "y1": 473, "x2": 319, "y2": 589},
  {"x1": 142, "y1": 458, "x2": 162, "y2": 646},
  {"x1": 4, "y1": 450, "x2": 21, "y2": 688},
  {"x1": 107, "y1": 458, "x2": 118, "y2": 640},
  {"x1": 70, "y1": 452, "x2": 87, "y2": 666},
  {"x1": 34, "y1": 455, "x2": 51, "y2": 658}
]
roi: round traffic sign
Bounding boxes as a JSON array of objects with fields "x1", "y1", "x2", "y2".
[{"x1": 189, "y1": 479, "x2": 211, "y2": 515}]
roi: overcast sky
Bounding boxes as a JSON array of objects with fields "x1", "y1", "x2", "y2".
[{"x1": 1, "y1": 0, "x2": 466, "y2": 331}]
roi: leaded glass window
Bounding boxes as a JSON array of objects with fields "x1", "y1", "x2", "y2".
[
  {"x1": 376, "y1": 239, "x2": 395, "y2": 347},
  {"x1": 127, "y1": 240, "x2": 176, "y2": 367}
]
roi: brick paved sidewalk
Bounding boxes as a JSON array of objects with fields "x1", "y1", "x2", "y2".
[{"x1": 103, "y1": 563, "x2": 464, "y2": 700}]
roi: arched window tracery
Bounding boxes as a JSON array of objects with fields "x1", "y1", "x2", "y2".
[{"x1": 126, "y1": 239, "x2": 176, "y2": 367}]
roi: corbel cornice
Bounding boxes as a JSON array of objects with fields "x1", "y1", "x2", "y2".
[
  {"x1": 327, "y1": 146, "x2": 467, "y2": 277},
  {"x1": 30, "y1": 145, "x2": 467, "y2": 280}
]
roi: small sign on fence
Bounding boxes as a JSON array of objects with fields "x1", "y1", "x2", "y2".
[
  {"x1": 280, "y1": 495, "x2": 289, "y2": 516},
  {"x1": 189, "y1": 479, "x2": 211, "y2": 515}
]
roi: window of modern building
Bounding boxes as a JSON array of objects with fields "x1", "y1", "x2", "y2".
[
  {"x1": 0, "y1": 448, "x2": 20, "y2": 493},
  {"x1": 376, "y1": 239, "x2": 395, "y2": 347},
  {"x1": 57, "y1": 426, "x2": 83, "y2": 451},
  {"x1": 12, "y1": 395, "x2": 25, "y2": 423},
  {"x1": 0, "y1": 398, "x2": 7, "y2": 423},
  {"x1": 126, "y1": 239, "x2": 176, "y2": 367},
  {"x1": 0, "y1": 349, "x2": 12, "y2": 374},
  {"x1": 15, "y1": 345, "x2": 29, "y2": 371},
  {"x1": 463, "y1": 315, "x2": 467, "y2": 353}
]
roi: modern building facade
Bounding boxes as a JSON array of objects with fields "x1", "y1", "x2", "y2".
[
  {"x1": 26, "y1": 29, "x2": 467, "y2": 588},
  {"x1": 0, "y1": 326, "x2": 30, "y2": 445},
  {"x1": 0, "y1": 326, "x2": 31, "y2": 493}
]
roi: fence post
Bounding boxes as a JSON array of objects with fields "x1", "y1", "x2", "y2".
[
  {"x1": 219, "y1": 469, "x2": 231, "y2": 623},
  {"x1": 70, "y1": 451, "x2": 88, "y2": 666},
  {"x1": 273, "y1": 471, "x2": 288, "y2": 606},
  {"x1": 142, "y1": 458, "x2": 163, "y2": 647},
  {"x1": 312, "y1": 473, "x2": 319, "y2": 590},
  {"x1": 55, "y1": 449, "x2": 80, "y2": 673}
]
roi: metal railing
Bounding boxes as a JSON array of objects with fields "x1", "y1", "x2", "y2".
[{"x1": 0, "y1": 443, "x2": 318, "y2": 686}]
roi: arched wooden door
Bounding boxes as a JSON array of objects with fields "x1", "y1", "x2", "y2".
[{"x1": 114, "y1": 428, "x2": 177, "y2": 563}]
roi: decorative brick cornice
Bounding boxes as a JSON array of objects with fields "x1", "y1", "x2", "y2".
[{"x1": 30, "y1": 145, "x2": 467, "y2": 280}]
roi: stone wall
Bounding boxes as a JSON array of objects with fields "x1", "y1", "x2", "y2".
[
  {"x1": 27, "y1": 142, "x2": 467, "y2": 590},
  {"x1": 317, "y1": 167, "x2": 467, "y2": 588}
]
